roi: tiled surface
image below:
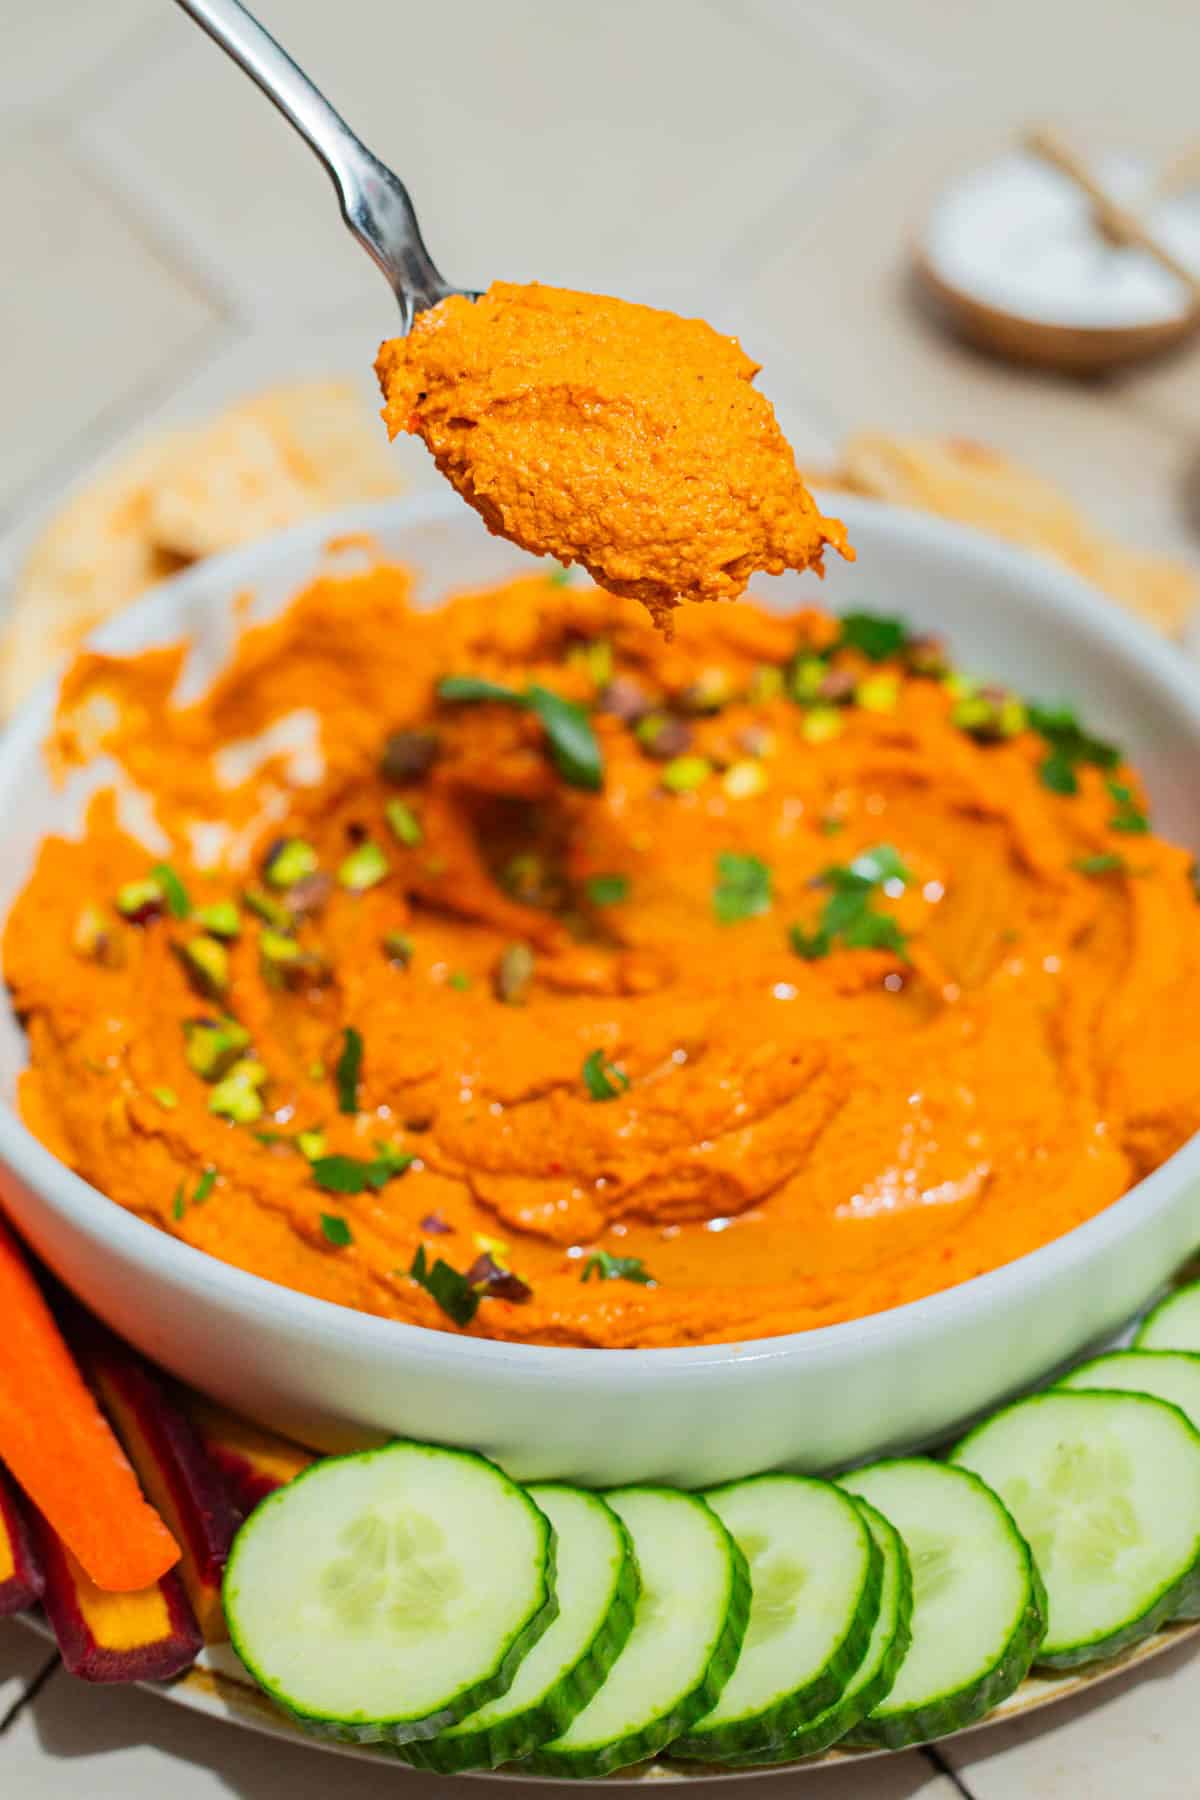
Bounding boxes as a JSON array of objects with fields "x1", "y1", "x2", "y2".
[{"x1": 4, "y1": 0, "x2": 1200, "y2": 1792}]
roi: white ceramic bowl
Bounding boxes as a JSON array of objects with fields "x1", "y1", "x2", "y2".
[{"x1": 3, "y1": 493, "x2": 1200, "y2": 1487}]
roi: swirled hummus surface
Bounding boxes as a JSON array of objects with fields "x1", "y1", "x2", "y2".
[
  {"x1": 7, "y1": 562, "x2": 1200, "y2": 1347},
  {"x1": 375, "y1": 283, "x2": 849, "y2": 627}
]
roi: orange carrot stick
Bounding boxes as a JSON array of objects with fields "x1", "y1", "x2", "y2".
[{"x1": 0, "y1": 1215, "x2": 179, "y2": 1592}]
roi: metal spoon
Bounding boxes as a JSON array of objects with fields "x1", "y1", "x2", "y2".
[{"x1": 173, "y1": 0, "x2": 475, "y2": 330}]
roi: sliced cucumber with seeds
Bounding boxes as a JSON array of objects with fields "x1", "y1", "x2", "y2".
[
  {"x1": 1058, "y1": 1352, "x2": 1200, "y2": 1619},
  {"x1": 672, "y1": 1475, "x2": 881, "y2": 1761},
  {"x1": 1136, "y1": 1281, "x2": 1200, "y2": 1352},
  {"x1": 723, "y1": 1495, "x2": 913, "y2": 1766},
  {"x1": 525, "y1": 1486, "x2": 750, "y2": 1779},
  {"x1": 401, "y1": 1484, "x2": 639, "y2": 1771},
  {"x1": 952, "y1": 1390, "x2": 1200, "y2": 1668},
  {"x1": 840, "y1": 1458, "x2": 1045, "y2": 1748},
  {"x1": 223, "y1": 1442, "x2": 556, "y2": 1745}
]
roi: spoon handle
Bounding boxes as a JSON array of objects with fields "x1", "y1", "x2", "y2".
[{"x1": 172, "y1": 0, "x2": 458, "y2": 327}]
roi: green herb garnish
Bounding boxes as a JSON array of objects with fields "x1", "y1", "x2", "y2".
[
  {"x1": 1027, "y1": 703, "x2": 1121, "y2": 796},
  {"x1": 790, "y1": 843, "x2": 912, "y2": 962},
  {"x1": 713, "y1": 851, "x2": 772, "y2": 925},
  {"x1": 437, "y1": 675, "x2": 603, "y2": 791},
  {"x1": 151, "y1": 1086, "x2": 178, "y2": 1110},
  {"x1": 585, "y1": 874, "x2": 630, "y2": 906},
  {"x1": 582, "y1": 1049, "x2": 630, "y2": 1102},
  {"x1": 547, "y1": 563, "x2": 574, "y2": 588},
  {"x1": 193, "y1": 1167, "x2": 218, "y2": 1205},
  {"x1": 410, "y1": 1244, "x2": 479, "y2": 1326},
  {"x1": 1073, "y1": 852, "x2": 1129, "y2": 876},
  {"x1": 448, "y1": 970, "x2": 472, "y2": 992},
  {"x1": 580, "y1": 1252, "x2": 655, "y2": 1286},
  {"x1": 837, "y1": 612, "x2": 910, "y2": 663},
  {"x1": 151, "y1": 862, "x2": 191, "y2": 920},
  {"x1": 1107, "y1": 780, "x2": 1149, "y2": 835},
  {"x1": 172, "y1": 1183, "x2": 186, "y2": 1222},
  {"x1": 335, "y1": 1026, "x2": 363, "y2": 1115},
  {"x1": 310, "y1": 1146, "x2": 414, "y2": 1194},
  {"x1": 320, "y1": 1213, "x2": 354, "y2": 1248}
]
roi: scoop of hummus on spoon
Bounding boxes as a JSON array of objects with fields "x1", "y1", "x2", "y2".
[{"x1": 176, "y1": 0, "x2": 851, "y2": 625}]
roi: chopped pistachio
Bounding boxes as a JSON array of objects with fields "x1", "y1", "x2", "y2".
[
  {"x1": 263, "y1": 838, "x2": 319, "y2": 889},
  {"x1": 502, "y1": 852, "x2": 554, "y2": 907},
  {"x1": 596, "y1": 676, "x2": 653, "y2": 723},
  {"x1": 747, "y1": 664, "x2": 785, "y2": 704},
  {"x1": 635, "y1": 712, "x2": 692, "y2": 760},
  {"x1": 661, "y1": 754, "x2": 713, "y2": 793},
  {"x1": 259, "y1": 928, "x2": 303, "y2": 985},
  {"x1": 297, "y1": 1128, "x2": 327, "y2": 1160},
  {"x1": 473, "y1": 1232, "x2": 511, "y2": 1260},
  {"x1": 566, "y1": 639, "x2": 614, "y2": 689},
  {"x1": 384, "y1": 798, "x2": 424, "y2": 848},
  {"x1": 789, "y1": 657, "x2": 828, "y2": 703},
  {"x1": 209, "y1": 1058, "x2": 268, "y2": 1124},
  {"x1": 338, "y1": 839, "x2": 389, "y2": 892},
  {"x1": 243, "y1": 886, "x2": 293, "y2": 930},
  {"x1": 380, "y1": 729, "x2": 440, "y2": 784},
  {"x1": 904, "y1": 634, "x2": 949, "y2": 679},
  {"x1": 802, "y1": 707, "x2": 845, "y2": 744},
  {"x1": 72, "y1": 903, "x2": 124, "y2": 966},
  {"x1": 677, "y1": 669, "x2": 734, "y2": 715},
  {"x1": 855, "y1": 674, "x2": 900, "y2": 714},
  {"x1": 195, "y1": 900, "x2": 241, "y2": 940},
  {"x1": 736, "y1": 723, "x2": 777, "y2": 759},
  {"x1": 175, "y1": 936, "x2": 230, "y2": 1001},
  {"x1": 116, "y1": 878, "x2": 165, "y2": 924},
  {"x1": 382, "y1": 930, "x2": 414, "y2": 967},
  {"x1": 952, "y1": 690, "x2": 1026, "y2": 743},
  {"x1": 183, "y1": 1016, "x2": 250, "y2": 1081},
  {"x1": 151, "y1": 1086, "x2": 178, "y2": 1110},
  {"x1": 495, "y1": 942, "x2": 535, "y2": 1005},
  {"x1": 723, "y1": 759, "x2": 769, "y2": 799}
]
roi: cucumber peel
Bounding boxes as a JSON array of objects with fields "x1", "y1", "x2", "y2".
[
  {"x1": 525, "y1": 1486, "x2": 750, "y2": 1778},
  {"x1": 400, "y1": 1484, "x2": 639, "y2": 1770}
]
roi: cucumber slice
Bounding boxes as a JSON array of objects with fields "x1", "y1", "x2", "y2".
[
  {"x1": 1060, "y1": 1349, "x2": 1200, "y2": 1426},
  {"x1": 840, "y1": 1458, "x2": 1045, "y2": 1748},
  {"x1": 952, "y1": 1390, "x2": 1200, "y2": 1668},
  {"x1": 722, "y1": 1496, "x2": 914, "y2": 1766},
  {"x1": 1136, "y1": 1281, "x2": 1200, "y2": 1352},
  {"x1": 526, "y1": 1486, "x2": 750, "y2": 1778},
  {"x1": 223, "y1": 1442, "x2": 556, "y2": 1745},
  {"x1": 402, "y1": 1485, "x2": 639, "y2": 1771},
  {"x1": 1057, "y1": 1353, "x2": 1200, "y2": 1620},
  {"x1": 672, "y1": 1475, "x2": 881, "y2": 1761}
]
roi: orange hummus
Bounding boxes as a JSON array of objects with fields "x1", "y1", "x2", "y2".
[
  {"x1": 7, "y1": 563, "x2": 1200, "y2": 1348},
  {"x1": 375, "y1": 283, "x2": 849, "y2": 627}
]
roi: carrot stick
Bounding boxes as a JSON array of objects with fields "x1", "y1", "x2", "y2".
[{"x1": 0, "y1": 1215, "x2": 179, "y2": 1592}]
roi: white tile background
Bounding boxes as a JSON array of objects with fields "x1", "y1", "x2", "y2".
[{"x1": 2, "y1": 0, "x2": 1200, "y2": 1792}]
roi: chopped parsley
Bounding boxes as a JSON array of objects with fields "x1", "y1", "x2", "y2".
[
  {"x1": 174, "y1": 1166, "x2": 217, "y2": 1220},
  {"x1": 410, "y1": 1244, "x2": 479, "y2": 1327},
  {"x1": 1027, "y1": 703, "x2": 1121, "y2": 797},
  {"x1": 335, "y1": 1027, "x2": 363, "y2": 1115},
  {"x1": 320, "y1": 1213, "x2": 354, "y2": 1248},
  {"x1": 713, "y1": 851, "x2": 772, "y2": 925},
  {"x1": 584, "y1": 873, "x2": 630, "y2": 906},
  {"x1": 151, "y1": 862, "x2": 191, "y2": 920},
  {"x1": 1107, "y1": 780, "x2": 1149, "y2": 835},
  {"x1": 836, "y1": 611, "x2": 910, "y2": 663},
  {"x1": 581, "y1": 1252, "x2": 655, "y2": 1286},
  {"x1": 437, "y1": 675, "x2": 603, "y2": 791},
  {"x1": 310, "y1": 1145, "x2": 413, "y2": 1194},
  {"x1": 583, "y1": 1049, "x2": 630, "y2": 1102},
  {"x1": 1073, "y1": 852, "x2": 1129, "y2": 877},
  {"x1": 791, "y1": 843, "x2": 912, "y2": 962}
]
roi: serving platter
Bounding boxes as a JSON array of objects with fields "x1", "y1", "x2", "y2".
[{"x1": 16, "y1": 1609, "x2": 1200, "y2": 1782}]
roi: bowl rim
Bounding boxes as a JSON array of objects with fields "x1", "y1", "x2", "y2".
[{"x1": 2, "y1": 489, "x2": 1199, "y2": 1379}]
